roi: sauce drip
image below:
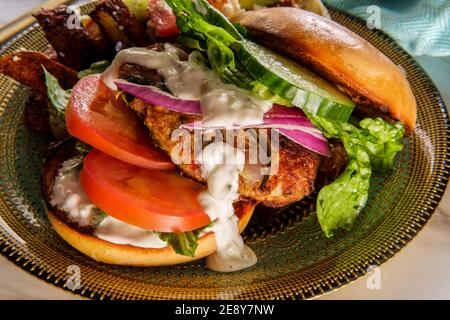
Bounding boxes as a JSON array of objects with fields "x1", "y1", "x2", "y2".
[{"x1": 198, "y1": 142, "x2": 257, "y2": 272}]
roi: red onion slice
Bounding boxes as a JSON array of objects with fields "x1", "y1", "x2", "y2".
[
  {"x1": 181, "y1": 121, "x2": 323, "y2": 136},
  {"x1": 262, "y1": 117, "x2": 319, "y2": 132},
  {"x1": 115, "y1": 79, "x2": 201, "y2": 114},
  {"x1": 181, "y1": 121, "x2": 329, "y2": 156},
  {"x1": 277, "y1": 129, "x2": 330, "y2": 156},
  {"x1": 115, "y1": 80, "x2": 329, "y2": 156},
  {"x1": 266, "y1": 104, "x2": 308, "y2": 118}
]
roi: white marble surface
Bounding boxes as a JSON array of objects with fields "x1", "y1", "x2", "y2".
[{"x1": 0, "y1": 1, "x2": 449, "y2": 300}]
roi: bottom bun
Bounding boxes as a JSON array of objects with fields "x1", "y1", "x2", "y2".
[{"x1": 46, "y1": 202, "x2": 255, "y2": 267}]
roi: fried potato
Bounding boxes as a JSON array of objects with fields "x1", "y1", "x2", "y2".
[
  {"x1": 34, "y1": 7, "x2": 109, "y2": 70},
  {"x1": 0, "y1": 51, "x2": 78, "y2": 95},
  {"x1": 23, "y1": 92, "x2": 52, "y2": 134},
  {"x1": 0, "y1": 51, "x2": 78, "y2": 134},
  {"x1": 91, "y1": 0, "x2": 151, "y2": 48}
]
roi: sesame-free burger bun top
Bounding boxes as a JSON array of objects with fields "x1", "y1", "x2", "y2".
[{"x1": 237, "y1": 7, "x2": 417, "y2": 134}]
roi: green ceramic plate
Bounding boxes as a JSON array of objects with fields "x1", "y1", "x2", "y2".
[{"x1": 0, "y1": 5, "x2": 449, "y2": 299}]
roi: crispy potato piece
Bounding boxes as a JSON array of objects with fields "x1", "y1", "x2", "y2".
[
  {"x1": 0, "y1": 51, "x2": 78, "y2": 134},
  {"x1": 91, "y1": 9, "x2": 131, "y2": 46},
  {"x1": 91, "y1": 0, "x2": 151, "y2": 48},
  {"x1": 23, "y1": 92, "x2": 52, "y2": 134},
  {"x1": 0, "y1": 51, "x2": 78, "y2": 95},
  {"x1": 34, "y1": 6, "x2": 109, "y2": 70}
]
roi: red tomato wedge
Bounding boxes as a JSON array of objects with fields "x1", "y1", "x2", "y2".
[
  {"x1": 148, "y1": 0, "x2": 179, "y2": 38},
  {"x1": 66, "y1": 74, "x2": 174, "y2": 170},
  {"x1": 80, "y1": 149, "x2": 210, "y2": 232}
]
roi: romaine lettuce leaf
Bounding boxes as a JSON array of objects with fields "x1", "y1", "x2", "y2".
[
  {"x1": 75, "y1": 140, "x2": 92, "y2": 155},
  {"x1": 311, "y1": 115, "x2": 405, "y2": 172},
  {"x1": 166, "y1": 0, "x2": 288, "y2": 106},
  {"x1": 309, "y1": 114, "x2": 404, "y2": 236},
  {"x1": 77, "y1": 60, "x2": 110, "y2": 79},
  {"x1": 166, "y1": 0, "x2": 243, "y2": 41},
  {"x1": 159, "y1": 230, "x2": 202, "y2": 257},
  {"x1": 43, "y1": 67, "x2": 72, "y2": 139}
]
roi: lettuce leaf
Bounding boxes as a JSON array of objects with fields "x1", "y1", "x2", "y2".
[
  {"x1": 359, "y1": 118, "x2": 405, "y2": 171},
  {"x1": 43, "y1": 67, "x2": 72, "y2": 139},
  {"x1": 165, "y1": 0, "x2": 286, "y2": 105},
  {"x1": 309, "y1": 115, "x2": 404, "y2": 237},
  {"x1": 75, "y1": 140, "x2": 92, "y2": 155},
  {"x1": 77, "y1": 60, "x2": 110, "y2": 79},
  {"x1": 310, "y1": 116, "x2": 405, "y2": 172},
  {"x1": 167, "y1": 0, "x2": 238, "y2": 78},
  {"x1": 166, "y1": 0, "x2": 243, "y2": 41},
  {"x1": 159, "y1": 230, "x2": 202, "y2": 258}
]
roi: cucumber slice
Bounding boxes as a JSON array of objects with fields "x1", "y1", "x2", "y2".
[
  {"x1": 239, "y1": 0, "x2": 280, "y2": 10},
  {"x1": 123, "y1": 0, "x2": 150, "y2": 23},
  {"x1": 233, "y1": 40, "x2": 355, "y2": 121}
]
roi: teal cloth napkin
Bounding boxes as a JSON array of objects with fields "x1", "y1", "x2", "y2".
[{"x1": 324, "y1": 0, "x2": 450, "y2": 56}]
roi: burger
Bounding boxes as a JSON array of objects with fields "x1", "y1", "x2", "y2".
[{"x1": 2, "y1": 0, "x2": 415, "y2": 272}]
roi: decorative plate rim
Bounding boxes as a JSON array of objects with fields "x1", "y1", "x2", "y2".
[{"x1": 0, "y1": 6, "x2": 449, "y2": 300}]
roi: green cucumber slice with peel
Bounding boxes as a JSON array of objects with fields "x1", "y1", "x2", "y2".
[
  {"x1": 239, "y1": 0, "x2": 280, "y2": 10},
  {"x1": 233, "y1": 40, "x2": 355, "y2": 121}
]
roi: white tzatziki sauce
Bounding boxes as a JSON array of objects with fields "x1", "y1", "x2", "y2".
[
  {"x1": 101, "y1": 46, "x2": 267, "y2": 271},
  {"x1": 197, "y1": 142, "x2": 257, "y2": 272},
  {"x1": 102, "y1": 45, "x2": 272, "y2": 129},
  {"x1": 51, "y1": 157, "x2": 167, "y2": 249},
  {"x1": 95, "y1": 216, "x2": 167, "y2": 248},
  {"x1": 51, "y1": 156, "x2": 96, "y2": 227}
]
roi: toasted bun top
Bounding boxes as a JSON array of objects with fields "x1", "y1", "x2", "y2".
[{"x1": 238, "y1": 7, "x2": 417, "y2": 134}]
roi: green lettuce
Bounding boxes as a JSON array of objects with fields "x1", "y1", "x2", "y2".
[
  {"x1": 309, "y1": 114, "x2": 404, "y2": 237},
  {"x1": 75, "y1": 140, "x2": 92, "y2": 155},
  {"x1": 310, "y1": 115, "x2": 405, "y2": 171},
  {"x1": 159, "y1": 230, "x2": 203, "y2": 258},
  {"x1": 43, "y1": 67, "x2": 72, "y2": 139},
  {"x1": 44, "y1": 67, "x2": 96, "y2": 154},
  {"x1": 77, "y1": 60, "x2": 110, "y2": 79},
  {"x1": 166, "y1": 0, "x2": 243, "y2": 41},
  {"x1": 165, "y1": 0, "x2": 287, "y2": 104}
]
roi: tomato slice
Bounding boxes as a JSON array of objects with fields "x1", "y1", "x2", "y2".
[
  {"x1": 148, "y1": 0, "x2": 179, "y2": 38},
  {"x1": 80, "y1": 149, "x2": 210, "y2": 232},
  {"x1": 66, "y1": 74, "x2": 174, "y2": 170}
]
